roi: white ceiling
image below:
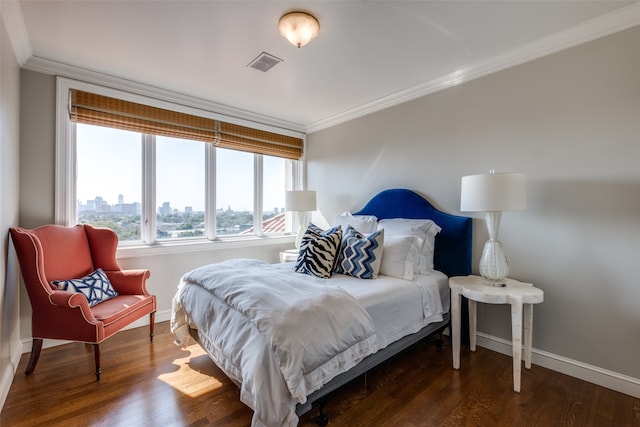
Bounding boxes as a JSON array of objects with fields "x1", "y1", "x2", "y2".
[{"x1": 7, "y1": 1, "x2": 640, "y2": 132}]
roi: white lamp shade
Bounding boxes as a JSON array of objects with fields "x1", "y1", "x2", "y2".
[
  {"x1": 285, "y1": 190, "x2": 317, "y2": 212},
  {"x1": 460, "y1": 172, "x2": 526, "y2": 212}
]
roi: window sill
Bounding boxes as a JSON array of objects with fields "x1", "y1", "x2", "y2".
[{"x1": 116, "y1": 234, "x2": 296, "y2": 259}]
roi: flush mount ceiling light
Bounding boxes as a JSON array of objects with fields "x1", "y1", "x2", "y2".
[{"x1": 278, "y1": 11, "x2": 319, "y2": 48}]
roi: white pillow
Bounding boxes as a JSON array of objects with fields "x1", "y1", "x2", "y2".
[
  {"x1": 379, "y1": 234, "x2": 423, "y2": 280},
  {"x1": 378, "y1": 218, "x2": 441, "y2": 274},
  {"x1": 333, "y1": 211, "x2": 378, "y2": 234}
]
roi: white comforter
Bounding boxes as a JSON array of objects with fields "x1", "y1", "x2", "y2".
[{"x1": 171, "y1": 259, "x2": 378, "y2": 427}]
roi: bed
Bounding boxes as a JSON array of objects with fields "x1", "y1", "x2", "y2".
[{"x1": 171, "y1": 188, "x2": 472, "y2": 426}]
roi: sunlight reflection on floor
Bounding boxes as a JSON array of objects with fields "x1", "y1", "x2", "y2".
[{"x1": 157, "y1": 344, "x2": 223, "y2": 398}]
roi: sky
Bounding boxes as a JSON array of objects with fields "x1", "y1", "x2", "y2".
[{"x1": 76, "y1": 124, "x2": 286, "y2": 213}]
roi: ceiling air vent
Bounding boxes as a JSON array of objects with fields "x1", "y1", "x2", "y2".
[{"x1": 248, "y1": 52, "x2": 283, "y2": 72}]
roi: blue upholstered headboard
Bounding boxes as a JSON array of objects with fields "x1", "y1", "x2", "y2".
[{"x1": 353, "y1": 188, "x2": 472, "y2": 278}]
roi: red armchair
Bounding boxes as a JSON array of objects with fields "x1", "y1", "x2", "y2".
[{"x1": 9, "y1": 224, "x2": 156, "y2": 381}]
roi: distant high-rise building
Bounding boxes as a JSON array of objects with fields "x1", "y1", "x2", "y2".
[
  {"x1": 118, "y1": 194, "x2": 124, "y2": 205},
  {"x1": 159, "y1": 202, "x2": 171, "y2": 215},
  {"x1": 94, "y1": 196, "x2": 108, "y2": 212},
  {"x1": 121, "y1": 203, "x2": 138, "y2": 215},
  {"x1": 185, "y1": 206, "x2": 193, "y2": 214}
]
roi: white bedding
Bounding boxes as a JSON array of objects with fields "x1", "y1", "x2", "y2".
[
  {"x1": 171, "y1": 259, "x2": 449, "y2": 427},
  {"x1": 311, "y1": 267, "x2": 450, "y2": 349}
]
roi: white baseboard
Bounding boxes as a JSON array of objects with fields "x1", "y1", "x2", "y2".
[
  {"x1": 0, "y1": 336, "x2": 23, "y2": 412},
  {"x1": 476, "y1": 332, "x2": 640, "y2": 399},
  {"x1": 19, "y1": 309, "x2": 172, "y2": 353}
]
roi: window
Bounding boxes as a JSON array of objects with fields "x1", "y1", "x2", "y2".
[
  {"x1": 262, "y1": 155, "x2": 287, "y2": 232},
  {"x1": 76, "y1": 124, "x2": 142, "y2": 241},
  {"x1": 59, "y1": 78, "x2": 304, "y2": 247},
  {"x1": 156, "y1": 136, "x2": 205, "y2": 240},
  {"x1": 216, "y1": 148, "x2": 254, "y2": 235}
]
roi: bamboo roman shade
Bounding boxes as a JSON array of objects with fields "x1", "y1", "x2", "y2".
[{"x1": 69, "y1": 89, "x2": 303, "y2": 160}]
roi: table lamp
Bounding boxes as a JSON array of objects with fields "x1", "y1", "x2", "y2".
[
  {"x1": 285, "y1": 190, "x2": 317, "y2": 248},
  {"x1": 460, "y1": 171, "x2": 526, "y2": 285}
]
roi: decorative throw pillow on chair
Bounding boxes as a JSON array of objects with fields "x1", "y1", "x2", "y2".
[{"x1": 51, "y1": 268, "x2": 118, "y2": 307}]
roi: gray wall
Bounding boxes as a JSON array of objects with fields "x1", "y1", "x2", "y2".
[
  {"x1": 17, "y1": 70, "x2": 57, "y2": 339},
  {"x1": 307, "y1": 26, "x2": 640, "y2": 380},
  {"x1": 0, "y1": 12, "x2": 22, "y2": 408},
  {"x1": 19, "y1": 71, "x2": 56, "y2": 228}
]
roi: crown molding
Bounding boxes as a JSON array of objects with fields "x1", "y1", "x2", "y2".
[
  {"x1": 306, "y1": 2, "x2": 640, "y2": 134},
  {"x1": 0, "y1": 0, "x2": 32, "y2": 65},
  {"x1": 23, "y1": 56, "x2": 306, "y2": 135},
  {"x1": 5, "y1": 0, "x2": 639, "y2": 135}
]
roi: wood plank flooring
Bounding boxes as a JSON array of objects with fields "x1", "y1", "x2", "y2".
[{"x1": 1, "y1": 321, "x2": 639, "y2": 426}]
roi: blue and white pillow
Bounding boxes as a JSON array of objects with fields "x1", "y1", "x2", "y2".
[
  {"x1": 295, "y1": 223, "x2": 342, "y2": 279},
  {"x1": 51, "y1": 268, "x2": 118, "y2": 307},
  {"x1": 335, "y1": 226, "x2": 384, "y2": 279}
]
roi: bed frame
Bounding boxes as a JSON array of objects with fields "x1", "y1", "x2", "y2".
[
  {"x1": 295, "y1": 188, "x2": 472, "y2": 420},
  {"x1": 189, "y1": 188, "x2": 472, "y2": 424}
]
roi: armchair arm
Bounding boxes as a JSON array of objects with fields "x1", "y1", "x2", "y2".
[
  {"x1": 48, "y1": 290, "x2": 98, "y2": 323},
  {"x1": 105, "y1": 269, "x2": 151, "y2": 295},
  {"x1": 33, "y1": 289, "x2": 104, "y2": 342}
]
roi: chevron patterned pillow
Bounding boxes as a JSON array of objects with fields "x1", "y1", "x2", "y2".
[
  {"x1": 334, "y1": 226, "x2": 384, "y2": 279},
  {"x1": 52, "y1": 268, "x2": 118, "y2": 307}
]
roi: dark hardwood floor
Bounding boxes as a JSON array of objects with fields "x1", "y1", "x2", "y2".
[{"x1": 2, "y1": 321, "x2": 638, "y2": 426}]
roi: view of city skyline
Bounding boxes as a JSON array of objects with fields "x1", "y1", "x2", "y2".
[
  {"x1": 76, "y1": 123, "x2": 287, "y2": 214},
  {"x1": 77, "y1": 194, "x2": 285, "y2": 216}
]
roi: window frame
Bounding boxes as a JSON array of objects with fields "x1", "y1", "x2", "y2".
[{"x1": 56, "y1": 78, "x2": 305, "y2": 257}]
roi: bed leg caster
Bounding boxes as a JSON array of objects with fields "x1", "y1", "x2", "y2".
[
  {"x1": 312, "y1": 401, "x2": 329, "y2": 426},
  {"x1": 433, "y1": 326, "x2": 446, "y2": 347}
]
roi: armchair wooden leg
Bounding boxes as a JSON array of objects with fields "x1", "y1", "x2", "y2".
[
  {"x1": 25, "y1": 338, "x2": 43, "y2": 375},
  {"x1": 93, "y1": 344, "x2": 101, "y2": 381},
  {"x1": 149, "y1": 312, "x2": 155, "y2": 342}
]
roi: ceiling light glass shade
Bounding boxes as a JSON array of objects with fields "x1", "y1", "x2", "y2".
[
  {"x1": 279, "y1": 12, "x2": 319, "y2": 48},
  {"x1": 460, "y1": 172, "x2": 526, "y2": 285}
]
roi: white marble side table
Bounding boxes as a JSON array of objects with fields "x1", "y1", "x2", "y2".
[{"x1": 449, "y1": 275, "x2": 544, "y2": 392}]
